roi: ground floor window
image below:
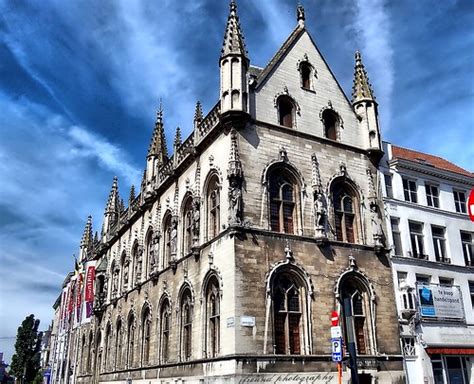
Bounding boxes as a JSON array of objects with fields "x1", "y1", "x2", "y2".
[{"x1": 431, "y1": 354, "x2": 470, "y2": 384}]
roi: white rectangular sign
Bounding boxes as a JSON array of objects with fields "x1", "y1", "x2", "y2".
[
  {"x1": 417, "y1": 284, "x2": 465, "y2": 320},
  {"x1": 331, "y1": 326, "x2": 341, "y2": 338},
  {"x1": 241, "y1": 315, "x2": 255, "y2": 327}
]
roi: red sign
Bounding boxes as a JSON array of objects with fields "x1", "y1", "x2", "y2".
[
  {"x1": 468, "y1": 188, "x2": 474, "y2": 222},
  {"x1": 331, "y1": 311, "x2": 339, "y2": 326},
  {"x1": 85, "y1": 266, "x2": 95, "y2": 302}
]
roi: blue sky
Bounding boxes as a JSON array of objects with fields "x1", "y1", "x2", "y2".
[{"x1": 0, "y1": 0, "x2": 473, "y2": 363}]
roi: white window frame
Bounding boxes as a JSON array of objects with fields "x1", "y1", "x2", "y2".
[
  {"x1": 403, "y1": 178, "x2": 418, "y2": 203},
  {"x1": 425, "y1": 183, "x2": 440, "y2": 208}
]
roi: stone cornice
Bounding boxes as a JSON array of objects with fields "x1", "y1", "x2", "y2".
[
  {"x1": 391, "y1": 255, "x2": 473, "y2": 273},
  {"x1": 383, "y1": 197, "x2": 471, "y2": 221}
]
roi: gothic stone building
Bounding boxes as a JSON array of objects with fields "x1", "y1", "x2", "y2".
[{"x1": 50, "y1": 3, "x2": 404, "y2": 384}]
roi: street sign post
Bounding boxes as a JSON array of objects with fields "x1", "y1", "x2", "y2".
[{"x1": 330, "y1": 311, "x2": 343, "y2": 384}]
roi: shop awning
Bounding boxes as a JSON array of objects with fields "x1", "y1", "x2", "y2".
[{"x1": 426, "y1": 348, "x2": 474, "y2": 355}]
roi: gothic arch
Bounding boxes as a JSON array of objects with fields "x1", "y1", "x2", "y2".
[
  {"x1": 178, "y1": 281, "x2": 196, "y2": 308},
  {"x1": 265, "y1": 258, "x2": 314, "y2": 298},
  {"x1": 200, "y1": 268, "x2": 223, "y2": 303},
  {"x1": 273, "y1": 88, "x2": 301, "y2": 115},
  {"x1": 319, "y1": 102, "x2": 344, "y2": 141},
  {"x1": 261, "y1": 156, "x2": 306, "y2": 193},
  {"x1": 327, "y1": 174, "x2": 365, "y2": 243},
  {"x1": 202, "y1": 167, "x2": 223, "y2": 198},
  {"x1": 334, "y1": 268, "x2": 378, "y2": 354}
]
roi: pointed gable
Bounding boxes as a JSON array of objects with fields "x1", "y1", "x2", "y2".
[{"x1": 253, "y1": 25, "x2": 364, "y2": 148}]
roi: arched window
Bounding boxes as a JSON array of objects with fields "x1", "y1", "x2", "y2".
[
  {"x1": 145, "y1": 230, "x2": 153, "y2": 277},
  {"x1": 182, "y1": 196, "x2": 193, "y2": 255},
  {"x1": 278, "y1": 96, "x2": 295, "y2": 128},
  {"x1": 269, "y1": 168, "x2": 299, "y2": 234},
  {"x1": 340, "y1": 276, "x2": 374, "y2": 355},
  {"x1": 162, "y1": 213, "x2": 172, "y2": 269},
  {"x1": 272, "y1": 273, "x2": 304, "y2": 354},
  {"x1": 332, "y1": 183, "x2": 359, "y2": 243},
  {"x1": 322, "y1": 109, "x2": 340, "y2": 141},
  {"x1": 104, "y1": 323, "x2": 111, "y2": 372},
  {"x1": 180, "y1": 288, "x2": 193, "y2": 361},
  {"x1": 86, "y1": 330, "x2": 93, "y2": 372},
  {"x1": 141, "y1": 306, "x2": 151, "y2": 365},
  {"x1": 160, "y1": 299, "x2": 171, "y2": 363},
  {"x1": 300, "y1": 62, "x2": 312, "y2": 89},
  {"x1": 207, "y1": 175, "x2": 220, "y2": 240},
  {"x1": 126, "y1": 314, "x2": 135, "y2": 368},
  {"x1": 205, "y1": 276, "x2": 220, "y2": 358},
  {"x1": 115, "y1": 319, "x2": 122, "y2": 369}
]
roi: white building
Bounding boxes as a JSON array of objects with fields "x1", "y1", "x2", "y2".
[{"x1": 380, "y1": 141, "x2": 474, "y2": 384}]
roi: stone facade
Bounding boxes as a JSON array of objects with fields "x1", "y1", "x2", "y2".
[{"x1": 49, "y1": 3, "x2": 405, "y2": 384}]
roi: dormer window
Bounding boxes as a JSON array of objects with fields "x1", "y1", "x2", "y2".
[
  {"x1": 322, "y1": 109, "x2": 339, "y2": 140},
  {"x1": 300, "y1": 62, "x2": 312, "y2": 89},
  {"x1": 278, "y1": 96, "x2": 295, "y2": 128}
]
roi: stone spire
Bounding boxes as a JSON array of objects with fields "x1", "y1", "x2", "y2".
[
  {"x1": 221, "y1": 0, "x2": 248, "y2": 60},
  {"x1": 147, "y1": 102, "x2": 168, "y2": 164},
  {"x1": 351, "y1": 51, "x2": 376, "y2": 104},
  {"x1": 102, "y1": 176, "x2": 120, "y2": 241}
]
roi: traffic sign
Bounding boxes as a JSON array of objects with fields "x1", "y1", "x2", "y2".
[
  {"x1": 331, "y1": 311, "x2": 339, "y2": 326},
  {"x1": 331, "y1": 337, "x2": 342, "y2": 362},
  {"x1": 331, "y1": 325, "x2": 342, "y2": 338},
  {"x1": 468, "y1": 188, "x2": 474, "y2": 222}
]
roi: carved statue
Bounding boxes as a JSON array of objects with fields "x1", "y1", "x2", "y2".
[
  {"x1": 228, "y1": 178, "x2": 242, "y2": 225},
  {"x1": 123, "y1": 261, "x2": 129, "y2": 288},
  {"x1": 314, "y1": 192, "x2": 326, "y2": 228},
  {"x1": 170, "y1": 217, "x2": 178, "y2": 255},
  {"x1": 112, "y1": 266, "x2": 119, "y2": 293},
  {"x1": 150, "y1": 233, "x2": 160, "y2": 271},
  {"x1": 192, "y1": 198, "x2": 200, "y2": 243},
  {"x1": 135, "y1": 247, "x2": 143, "y2": 282},
  {"x1": 370, "y1": 202, "x2": 384, "y2": 247}
]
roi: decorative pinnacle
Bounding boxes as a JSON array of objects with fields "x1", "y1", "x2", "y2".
[
  {"x1": 129, "y1": 184, "x2": 136, "y2": 203},
  {"x1": 351, "y1": 50, "x2": 376, "y2": 104},
  {"x1": 174, "y1": 126, "x2": 182, "y2": 147},
  {"x1": 147, "y1": 100, "x2": 168, "y2": 163},
  {"x1": 194, "y1": 101, "x2": 203, "y2": 122},
  {"x1": 221, "y1": 0, "x2": 248, "y2": 59},
  {"x1": 230, "y1": 0, "x2": 237, "y2": 14},
  {"x1": 81, "y1": 216, "x2": 93, "y2": 248},
  {"x1": 297, "y1": 3, "x2": 305, "y2": 26},
  {"x1": 105, "y1": 176, "x2": 119, "y2": 214}
]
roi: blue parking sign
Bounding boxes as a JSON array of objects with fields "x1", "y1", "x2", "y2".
[{"x1": 331, "y1": 337, "x2": 342, "y2": 362}]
